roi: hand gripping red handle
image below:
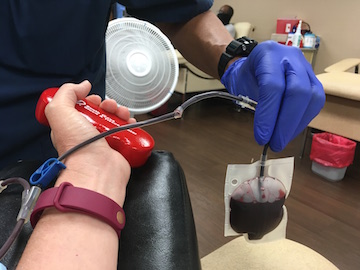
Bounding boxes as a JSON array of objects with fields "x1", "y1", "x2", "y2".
[{"x1": 35, "y1": 88, "x2": 155, "y2": 168}]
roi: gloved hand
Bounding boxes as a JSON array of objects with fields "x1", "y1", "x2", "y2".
[{"x1": 221, "y1": 41, "x2": 325, "y2": 152}]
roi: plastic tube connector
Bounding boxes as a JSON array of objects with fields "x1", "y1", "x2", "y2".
[
  {"x1": 0, "y1": 181, "x2": 7, "y2": 193},
  {"x1": 17, "y1": 186, "x2": 42, "y2": 223},
  {"x1": 260, "y1": 153, "x2": 267, "y2": 168},
  {"x1": 174, "y1": 106, "x2": 184, "y2": 119}
]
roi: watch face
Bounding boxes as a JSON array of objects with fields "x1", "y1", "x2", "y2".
[
  {"x1": 240, "y1": 43, "x2": 247, "y2": 53},
  {"x1": 235, "y1": 38, "x2": 258, "y2": 56}
]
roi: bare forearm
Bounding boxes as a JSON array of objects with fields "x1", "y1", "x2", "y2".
[
  {"x1": 17, "y1": 210, "x2": 119, "y2": 270},
  {"x1": 157, "y1": 11, "x2": 234, "y2": 79}
]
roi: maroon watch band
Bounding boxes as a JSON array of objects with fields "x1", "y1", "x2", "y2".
[{"x1": 30, "y1": 182, "x2": 125, "y2": 238}]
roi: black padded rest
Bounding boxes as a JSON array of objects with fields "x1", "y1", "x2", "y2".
[
  {"x1": 119, "y1": 150, "x2": 201, "y2": 270},
  {"x1": 0, "y1": 151, "x2": 201, "y2": 270}
]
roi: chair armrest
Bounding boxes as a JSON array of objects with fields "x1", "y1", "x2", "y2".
[
  {"x1": 234, "y1": 22, "x2": 254, "y2": 39},
  {"x1": 316, "y1": 72, "x2": 360, "y2": 101},
  {"x1": 324, "y1": 58, "x2": 360, "y2": 73},
  {"x1": 119, "y1": 150, "x2": 201, "y2": 270},
  {"x1": 175, "y1": 50, "x2": 186, "y2": 65}
]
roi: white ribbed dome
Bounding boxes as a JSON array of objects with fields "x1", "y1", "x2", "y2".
[{"x1": 105, "y1": 18, "x2": 178, "y2": 114}]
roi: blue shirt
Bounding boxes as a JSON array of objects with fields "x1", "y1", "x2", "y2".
[{"x1": 0, "y1": 0, "x2": 213, "y2": 169}]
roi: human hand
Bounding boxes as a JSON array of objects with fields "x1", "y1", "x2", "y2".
[
  {"x1": 221, "y1": 41, "x2": 325, "y2": 152},
  {"x1": 45, "y1": 80, "x2": 134, "y2": 206}
]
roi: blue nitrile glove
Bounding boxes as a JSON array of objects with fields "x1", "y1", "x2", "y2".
[{"x1": 221, "y1": 41, "x2": 325, "y2": 152}]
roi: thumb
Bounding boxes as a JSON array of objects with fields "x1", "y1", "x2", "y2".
[
  {"x1": 52, "y1": 80, "x2": 92, "y2": 108},
  {"x1": 45, "y1": 80, "x2": 92, "y2": 129}
]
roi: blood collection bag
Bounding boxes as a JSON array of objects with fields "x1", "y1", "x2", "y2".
[
  {"x1": 229, "y1": 175, "x2": 286, "y2": 240},
  {"x1": 224, "y1": 157, "x2": 294, "y2": 242}
]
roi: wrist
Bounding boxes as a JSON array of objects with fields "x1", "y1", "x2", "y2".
[
  {"x1": 225, "y1": 56, "x2": 242, "y2": 72},
  {"x1": 218, "y1": 37, "x2": 258, "y2": 78},
  {"x1": 31, "y1": 182, "x2": 126, "y2": 238},
  {"x1": 57, "y1": 150, "x2": 130, "y2": 206},
  {"x1": 220, "y1": 57, "x2": 248, "y2": 97}
]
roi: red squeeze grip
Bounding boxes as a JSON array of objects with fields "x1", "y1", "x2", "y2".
[{"x1": 35, "y1": 88, "x2": 154, "y2": 168}]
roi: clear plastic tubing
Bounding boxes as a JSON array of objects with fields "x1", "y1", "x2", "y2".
[{"x1": 59, "y1": 91, "x2": 257, "y2": 161}]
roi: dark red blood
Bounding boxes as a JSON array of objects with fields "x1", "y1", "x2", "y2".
[{"x1": 230, "y1": 196, "x2": 285, "y2": 240}]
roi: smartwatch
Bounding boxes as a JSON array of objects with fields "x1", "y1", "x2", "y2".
[{"x1": 218, "y1": 36, "x2": 258, "y2": 78}]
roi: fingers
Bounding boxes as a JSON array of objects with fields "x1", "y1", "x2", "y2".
[
  {"x1": 224, "y1": 41, "x2": 324, "y2": 152},
  {"x1": 252, "y1": 60, "x2": 286, "y2": 147},
  {"x1": 268, "y1": 57, "x2": 313, "y2": 151},
  {"x1": 88, "y1": 97, "x2": 135, "y2": 123},
  {"x1": 253, "y1": 45, "x2": 325, "y2": 152},
  {"x1": 48, "y1": 80, "x2": 135, "y2": 129},
  {"x1": 86, "y1": 95, "x2": 102, "y2": 106},
  {"x1": 76, "y1": 87, "x2": 135, "y2": 123},
  {"x1": 99, "y1": 100, "x2": 129, "y2": 119},
  {"x1": 287, "y1": 67, "x2": 325, "y2": 142}
]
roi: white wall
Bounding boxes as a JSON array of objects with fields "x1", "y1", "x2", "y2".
[{"x1": 212, "y1": 0, "x2": 360, "y2": 74}]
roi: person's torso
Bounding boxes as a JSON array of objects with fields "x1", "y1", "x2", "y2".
[{"x1": 0, "y1": 0, "x2": 112, "y2": 168}]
